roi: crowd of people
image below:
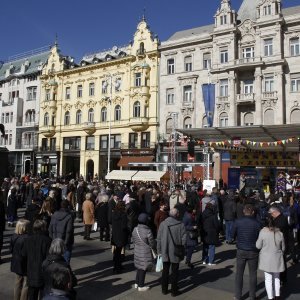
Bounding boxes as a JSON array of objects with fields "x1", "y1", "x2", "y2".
[{"x1": 0, "y1": 174, "x2": 299, "y2": 300}]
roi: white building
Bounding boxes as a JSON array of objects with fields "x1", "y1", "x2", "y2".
[
  {"x1": 0, "y1": 47, "x2": 50, "y2": 175},
  {"x1": 158, "y1": 0, "x2": 300, "y2": 174}
]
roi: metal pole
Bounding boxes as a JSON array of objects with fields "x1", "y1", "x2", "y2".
[
  {"x1": 207, "y1": 148, "x2": 210, "y2": 180},
  {"x1": 107, "y1": 75, "x2": 112, "y2": 175}
]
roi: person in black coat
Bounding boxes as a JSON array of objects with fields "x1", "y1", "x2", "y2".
[
  {"x1": 222, "y1": 190, "x2": 237, "y2": 243},
  {"x1": 22, "y1": 219, "x2": 52, "y2": 300},
  {"x1": 7, "y1": 187, "x2": 18, "y2": 226},
  {"x1": 201, "y1": 203, "x2": 219, "y2": 265},
  {"x1": 10, "y1": 219, "x2": 30, "y2": 300},
  {"x1": 111, "y1": 201, "x2": 128, "y2": 273},
  {"x1": 95, "y1": 194, "x2": 110, "y2": 241},
  {"x1": 25, "y1": 199, "x2": 41, "y2": 234},
  {"x1": 0, "y1": 196, "x2": 5, "y2": 264},
  {"x1": 126, "y1": 196, "x2": 140, "y2": 247}
]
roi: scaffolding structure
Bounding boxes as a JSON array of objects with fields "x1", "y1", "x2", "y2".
[{"x1": 169, "y1": 113, "x2": 178, "y2": 191}]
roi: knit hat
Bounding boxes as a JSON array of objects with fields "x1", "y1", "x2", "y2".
[{"x1": 138, "y1": 213, "x2": 149, "y2": 224}]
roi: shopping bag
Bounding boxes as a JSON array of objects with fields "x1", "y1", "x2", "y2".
[
  {"x1": 156, "y1": 255, "x2": 163, "y2": 272},
  {"x1": 92, "y1": 222, "x2": 98, "y2": 232}
]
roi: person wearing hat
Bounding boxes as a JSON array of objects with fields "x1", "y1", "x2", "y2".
[{"x1": 132, "y1": 213, "x2": 156, "y2": 292}]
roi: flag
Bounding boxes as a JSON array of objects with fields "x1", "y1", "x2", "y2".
[{"x1": 202, "y1": 84, "x2": 215, "y2": 127}]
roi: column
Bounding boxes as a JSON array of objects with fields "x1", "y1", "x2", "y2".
[
  {"x1": 255, "y1": 67, "x2": 262, "y2": 125},
  {"x1": 276, "y1": 69, "x2": 284, "y2": 124},
  {"x1": 229, "y1": 71, "x2": 236, "y2": 126}
]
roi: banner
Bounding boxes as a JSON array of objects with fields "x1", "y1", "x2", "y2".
[{"x1": 202, "y1": 84, "x2": 215, "y2": 127}]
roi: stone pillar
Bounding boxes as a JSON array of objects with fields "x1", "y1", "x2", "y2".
[
  {"x1": 276, "y1": 69, "x2": 284, "y2": 124},
  {"x1": 255, "y1": 67, "x2": 262, "y2": 125},
  {"x1": 229, "y1": 72, "x2": 236, "y2": 126}
]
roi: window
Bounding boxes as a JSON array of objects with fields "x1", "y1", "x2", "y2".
[
  {"x1": 44, "y1": 113, "x2": 49, "y2": 126},
  {"x1": 101, "y1": 107, "x2": 107, "y2": 122},
  {"x1": 133, "y1": 101, "x2": 141, "y2": 118},
  {"x1": 220, "y1": 79, "x2": 229, "y2": 96},
  {"x1": 220, "y1": 48, "x2": 228, "y2": 64},
  {"x1": 115, "y1": 78, "x2": 122, "y2": 92},
  {"x1": 10, "y1": 112, "x2": 13, "y2": 123},
  {"x1": 129, "y1": 133, "x2": 138, "y2": 148},
  {"x1": 166, "y1": 118, "x2": 172, "y2": 134},
  {"x1": 77, "y1": 85, "x2": 82, "y2": 98},
  {"x1": 243, "y1": 80, "x2": 254, "y2": 94},
  {"x1": 115, "y1": 105, "x2": 121, "y2": 121},
  {"x1": 263, "y1": 5, "x2": 271, "y2": 16},
  {"x1": 264, "y1": 76, "x2": 274, "y2": 92},
  {"x1": 88, "y1": 108, "x2": 94, "y2": 122},
  {"x1": 264, "y1": 39, "x2": 273, "y2": 56},
  {"x1": 184, "y1": 56, "x2": 192, "y2": 72},
  {"x1": 264, "y1": 109, "x2": 274, "y2": 125},
  {"x1": 9, "y1": 134, "x2": 12, "y2": 145},
  {"x1": 141, "y1": 132, "x2": 150, "y2": 148},
  {"x1": 219, "y1": 112, "x2": 229, "y2": 127},
  {"x1": 102, "y1": 81, "x2": 107, "y2": 94},
  {"x1": 64, "y1": 111, "x2": 70, "y2": 125},
  {"x1": 86, "y1": 136, "x2": 95, "y2": 150},
  {"x1": 63, "y1": 137, "x2": 81, "y2": 150},
  {"x1": 65, "y1": 87, "x2": 71, "y2": 100},
  {"x1": 166, "y1": 88, "x2": 175, "y2": 105},
  {"x1": 5, "y1": 113, "x2": 9, "y2": 123},
  {"x1": 203, "y1": 53, "x2": 211, "y2": 70},
  {"x1": 76, "y1": 110, "x2": 82, "y2": 124},
  {"x1": 202, "y1": 115, "x2": 208, "y2": 128},
  {"x1": 167, "y1": 58, "x2": 175, "y2": 74},
  {"x1": 183, "y1": 85, "x2": 192, "y2": 103},
  {"x1": 242, "y1": 47, "x2": 255, "y2": 58},
  {"x1": 1, "y1": 113, "x2": 4, "y2": 123},
  {"x1": 244, "y1": 112, "x2": 254, "y2": 126},
  {"x1": 291, "y1": 73, "x2": 300, "y2": 92},
  {"x1": 100, "y1": 135, "x2": 108, "y2": 149},
  {"x1": 291, "y1": 109, "x2": 300, "y2": 124},
  {"x1": 135, "y1": 73, "x2": 141, "y2": 87},
  {"x1": 45, "y1": 89, "x2": 51, "y2": 101},
  {"x1": 290, "y1": 38, "x2": 300, "y2": 56},
  {"x1": 0, "y1": 93, "x2": 2, "y2": 101},
  {"x1": 111, "y1": 134, "x2": 121, "y2": 149},
  {"x1": 27, "y1": 87, "x2": 37, "y2": 101},
  {"x1": 89, "y1": 82, "x2": 95, "y2": 96},
  {"x1": 184, "y1": 117, "x2": 192, "y2": 129},
  {"x1": 220, "y1": 15, "x2": 227, "y2": 25}
]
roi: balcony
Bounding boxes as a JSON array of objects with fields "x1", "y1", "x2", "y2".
[
  {"x1": 262, "y1": 91, "x2": 278, "y2": 99},
  {"x1": 82, "y1": 122, "x2": 96, "y2": 135},
  {"x1": 237, "y1": 93, "x2": 255, "y2": 104},
  {"x1": 129, "y1": 117, "x2": 149, "y2": 132},
  {"x1": 15, "y1": 143, "x2": 38, "y2": 150},
  {"x1": 39, "y1": 146, "x2": 60, "y2": 152},
  {"x1": 43, "y1": 99, "x2": 57, "y2": 108},
  {"x1": 40, "y1": 125, "x2": 56, "y2": 137},
  {"x1": 234, "y1": 57, "x2": 263, "y2": 69},
  {"x1": 217, "y1": 96, "x2": 229, "y2": 103}
]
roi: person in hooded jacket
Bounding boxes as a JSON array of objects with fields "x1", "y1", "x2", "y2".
[
  {"x1": 10, "y1": 219, "x2": 30, "y2": 300},
  {"x1": 49, "y1": 200, "x2": 74, "y2": 264}
]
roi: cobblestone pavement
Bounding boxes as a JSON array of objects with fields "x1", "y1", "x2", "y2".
[{"x1": 0, "y1": 219, "x2": 299, "y2": 300}]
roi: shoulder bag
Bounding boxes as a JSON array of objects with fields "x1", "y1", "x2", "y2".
[{"x1": 168, "y1": 225, "x2": 185, "y2": 261}]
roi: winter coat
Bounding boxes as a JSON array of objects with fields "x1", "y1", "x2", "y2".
[
  {"x1": 256, "y1": 227, "x2": 285, "y2": 273},
  {"x1": 25, "y1": 203, "x2": 41, "y2": 232},
  {"x1": 95, "y1": 202, "x2": 109, "y2": 228},
  {"x1": 154, "y1": 209, "x2": 168, "y2": 231},
  {"x1": 49, "y1": 209, "x2": 74, "y2": 248},
  {"x1": 222, "y1": 197, "x2": 237, "y2": 221},
  {"x1": 111, "y1": 211, "x2": 128, "y2": 247},
  {"x1": 107, "y1": 199, "x2": 116, "y2": 224},
  {"x1": 236, "y1": 202, "x2": 245, "y2": 219},
  {"x1": 82, "y1": 199, "x2": 95, "y2": 225},
  {"x1": 132, "y1": 224, "x2": 156, "y2": 271},
  {"x1": 22, "y1": 232, "x2": 52, "y2": 287},
  {"x1": 182, "y1": 212, "x2": 197, "y2": 247},
  {"x1": 157, "y1": 216, "x2": 186, "y2": 263},
  {"x1": 126, "y1": 200, "x2": 140, "y2": 233},
  {"x1": 7, "y1": 193, "x2": 18, "y2": 217},
  {"x1": 201, "y1": 207, "x2": 219, "y2": 245},
  {"x1": 10, "y1": 233, "x2": 28, "y2": 275},
  {"x1": 0, "y1": 200, "x2": 5, "y2": 232}
]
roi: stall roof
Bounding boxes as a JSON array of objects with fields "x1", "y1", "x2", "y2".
[
  {"x1": 105, "y1": 170, "x2": 167, "y2": 182},
  {"x1": 117, "y1": 156, "x2": 154, "y2": 167},
  {"x1": 178, "y1": 124, "x2": 300, "y2": 152},
  {"x1": 105, "y1": 170, "x2": 138, "y2": 181}
]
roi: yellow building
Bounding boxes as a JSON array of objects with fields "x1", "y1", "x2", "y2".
[{"x1": 36, "y1": 19, "x2": 160, "y2": 179}]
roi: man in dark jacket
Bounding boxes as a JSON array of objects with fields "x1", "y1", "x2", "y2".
[
  {"x1": 49, "y1": 200, "x2": 74, "y2": 264},
  {"x1": 232, "y1": 204, "x2": 261, "y2": 300},
  {"x1": 222, "y1": 190, "x2": 236, "y2": 243},
  {"x1": 25, "y1": 198, "x2": 41, "y2": 233}
]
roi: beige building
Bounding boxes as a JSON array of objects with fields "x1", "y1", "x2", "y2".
[
  {"x1": 158, "y1": 0, "x2": 300, "y2": 179},
  {"x1": 37, "y1": 19, "x2": 160, "y2": 179}
]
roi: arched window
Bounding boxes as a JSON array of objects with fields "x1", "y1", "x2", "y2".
[
  {"x1": 291, "y1": 109, "x2": 300, "y2": 124},
  {"x1": 133, "y1": 101, "x2": 141, "y2": 118},
  {"x1": 219, "y1": 112, "x2": 228, "y2": 127},
  {"x1": 32, "y1": 110, "x2": 35, "y2": 122},
  {"x1": 64, "y1": 111, "x2": 70, "y2": 125},
  {"x1": 184, "y1": 55, "x2": 192, "y2": 72},
  {"x1": 44, "y1": 113, "x2": 49, "y2": 126},
  {"x1": 115, "y1": 105, "x2": 121, "y2": 121},
  {"x1": 202, "y1": 115, "x2": 208, "y2": 128},
  {"x1": 244, "y1": 112, "x2": 254, "y2": 126},
  {"x1": 166, "y1": 118, "x2": 172, "y2": 134},
  {"x1": 76, "y1": 110, "x2": 82, "y2": 124},
  {"x1": 139, "y1": 42, "x2": 145, "y2": 54},
  {"x1": 264, "y1": 109, "x2": 274, "y2": 125},
  {"x1": 184, "y1": 117, "x2": 192, "y2": 128},
  {"x1": 88, "y1": 108, "x2": 94, "y2": 122},
  {"x1": 101, "y1": 107, "x2": 107, "y2": 122}
]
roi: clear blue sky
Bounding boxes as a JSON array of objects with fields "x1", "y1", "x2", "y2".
[{"x1": 1, "y1": 0, "x2": 296, "y2": 62}]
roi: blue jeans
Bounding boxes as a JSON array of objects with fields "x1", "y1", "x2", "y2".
[
  {"x1": 202, "y1": 243, "x2": 215, "y2": 264},
  {"x1": 225, "y1": 220, "x2": 234, "y2": 242},
  {"x1": 64, "y1": 248, "x2": 72, "y2": 264}
]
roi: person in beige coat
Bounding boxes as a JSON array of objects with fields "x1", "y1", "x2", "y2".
[
  {"x1": 256, "y1": 218, "x2": 285, "y2": 300},
  {"x1": 82, "y1": 193, "x2": 95, "y2": 240}
]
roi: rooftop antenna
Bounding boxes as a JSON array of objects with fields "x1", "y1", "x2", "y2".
[
  {"x1": 54, "y1": 33, "x2": 58, "y2": 47},
  {"x1": 142, "y1": 7, "x2": 146, "y2": 21}
]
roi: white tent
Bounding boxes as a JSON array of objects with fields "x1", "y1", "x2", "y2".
[
  {"x1": 105, "y1": 170, "x2": 138, "y2": 180},
  {"x1": 105, "y1": 170, "x2": 167, "y2": 182}
]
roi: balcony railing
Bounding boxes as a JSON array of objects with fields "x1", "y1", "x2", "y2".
[
  {"x1": 15, "y1": 143, "x2": 38, "y2": 150},
  {"x1": 262, "y1": 91, "x2": 278, "y2": 99},
  {"x1": 82, "y1": 122, "x2": 96, "y2": 135},
  {"x1": 120, "y1": 142, "x2": 156, "y2": 149},
  {"x1": 40, "y1": 125, "x2": 56, "y2": 137},
  {"x1": 217, "y1": 96, "x2": 229, "y2": 102},
  {"x1": 129, "y1": 117, "x2": 150, "y2": 132},
  {"x1": 39, "y1": 146, "x2": 60, "y2": 152},
  {"x1": 237, "y1": 93, "x2": 255, "y2": 102},
  {"x1": 235, "y1": 57, "x2": 262, "y2": 65}
]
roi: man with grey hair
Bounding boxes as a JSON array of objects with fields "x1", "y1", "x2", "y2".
[{"x1": 157, "y1": 208, "x2": 186, "y2": 297}]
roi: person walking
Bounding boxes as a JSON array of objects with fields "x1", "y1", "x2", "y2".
[
  {"x1": 132, "y1": 213, "x2": 156, "y2": 292},
  {"x1": 7, "y1": 187, "x2": 18, "y2": 227},
  {"x1": 256, "y1": 218, "x2": 285, "y2": 300},
  {"x1": 232, "y1": 204, "x2": 261, "y2": 300},
  {"x1": 82, "y1": 193, "x2": 95, "y2": 240},
  {"x1": 222, "y1": 190, "x2": 236, "y2": 244},
  {"x1": 157, "y1": 208, "x2": 186, "y2": 297},
  {"x1": 10, "y1": 219, "x2": 30, "y2": 300},
  {"x1": 95, "y1": 194, "x2": 110, "y2": 241}
]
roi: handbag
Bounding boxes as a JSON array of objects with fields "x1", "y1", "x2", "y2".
[
  {"x1": 136, "y1": 228, "x2": 157, "y2": 259},
  {"x1": 92, "y1": 222, "x2": 98, "y2": 232},
  {"x1": 168, "y1": 225, "x2": 185, "y2": 261},
  {"x1": 156, "y1": 255, "x2": 163, "y2": 272}
]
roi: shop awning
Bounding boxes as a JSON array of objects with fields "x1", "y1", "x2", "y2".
[
  {"x1": 132, "y1": 171, "x2": 167, "y2": 182},
  {"x1": 117, "y1": 156, "x2": 154, "y2": 167},
  {"x1": 105, "y1": 170, "x2": 138, "y2": 180}
]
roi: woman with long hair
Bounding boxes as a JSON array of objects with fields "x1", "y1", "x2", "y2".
[
  {"x1": 256, "y1": 217, "x2": 285, "y2": 300},
  {"x1": 38, "y1": 201, "x2": 52, "y2": 229}
]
